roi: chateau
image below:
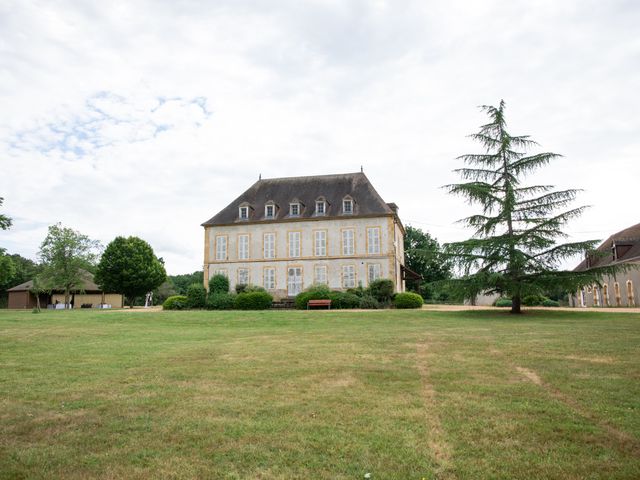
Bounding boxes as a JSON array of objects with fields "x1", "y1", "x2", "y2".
[{"x1": 201, "y1": 172, "x2": 406, "y2": 299}]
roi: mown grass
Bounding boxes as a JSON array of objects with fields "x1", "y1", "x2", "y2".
[{"x1": 0, "y1": 308, "x2": 638, "y2": 479}]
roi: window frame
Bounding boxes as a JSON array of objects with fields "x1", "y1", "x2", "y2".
[
  {"x1": 288, "y1": 231, "x2": 302, "y2": 258},
  {"x1": 263, "y1": 232, "x2": 276, "y2": 259},
  {"x1": 215, "y1": 235, "x2": 228, "y2": 261},
  {"x1": 314, "y1": 265, "x2": 328, "y2": 285},
  {"x1": 265, "y1": 203, "x2": 276, "y2": 219},
  {"x1": 289, "y1": 202, "x2": 301, "y2": 217},
  {"x1": 263, "y1": 267, "x2": 276, "y2": 290},
  {"x1": 342, "y1": 264, "x2": 356, "y2": 289},
  {"x1": 342, "y1": 197, "x2": 353, "y2": 214},
  {"x1": 367, "y1": 227, "x2": 381, "y2": 255},
  {"x1": 239, "y1": 206, "x2": 249, "y2": 220},
  {"x1": 237, "y1": 234, "x2": 250, "y2": 260},
  {"x1": 341, "y1": 228, "x2": 355, "y2": 256},
  {"x1": 314, "y1": 229, "x2": 327, "y2": 257},
  {"x1": 237, "y1": 268, "x2": 250, "y2": 286}
]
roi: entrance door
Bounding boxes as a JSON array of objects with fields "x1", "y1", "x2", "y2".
[{"x1": 287, "y1": 267, "x2": 302, "y2": 297}]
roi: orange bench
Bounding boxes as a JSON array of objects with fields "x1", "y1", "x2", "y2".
[{"x1": 307, "y1": 299, "x2": 332, "y2": 310}]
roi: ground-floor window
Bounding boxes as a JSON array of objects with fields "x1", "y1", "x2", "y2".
[
  {"x1": 342, "y1": 265, "x2": 356, "y2": 288},
  {"x1": 614, "y1": 282, "x2": 621, "y2": 306},
  {"x1": 264, "y1": 268, "x2": 275, "y2": 290},
  {"x1": 238, "y1": 268, "x2": 249, "y2": 286},
  {"x1": 602, "y1": 284, "x2": 609, "y2": 306},
  {"x1": 627, "y1": 280, "x2": 635, "y2": 306},
  {"x1": 287, "y1": 267, "x2": 303, "y2": 296},
  {"x1": 367, "y1": 264, "x2": 381, "y2": 284},
  {"x1": 314, "y1": 265, "x2": 327, "y2": 285}
]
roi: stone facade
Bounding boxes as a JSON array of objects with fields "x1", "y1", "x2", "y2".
[{"x1": 202, "y1": 173, "x2": 405, "y2": 299}]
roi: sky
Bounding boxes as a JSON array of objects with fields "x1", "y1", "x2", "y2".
[{"x1": 1, "y1": 0, "x2": 639, "y2": 275}]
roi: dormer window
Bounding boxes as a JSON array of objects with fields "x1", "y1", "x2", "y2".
[
  {"x1": 239, "y1": 206, "x2": 249, "y2": 220},
  {"x1": 265, "y1": 203, "x2": 275, "y2": 219},
  {"x1": 290, "y1": 203, "x2": 300, "y2": 217},
  {"x1": 342, "y1": 197, "x2": 353, "y2": 214},
  {"x1": 315, "y1": 199, "x2": 326, "y2": 216}
]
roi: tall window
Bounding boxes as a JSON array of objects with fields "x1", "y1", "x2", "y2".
[
  {"x1": 614, "y1": 282, "x2": 621, "y2": 306},
  {"x1": 314, "y1": 230, "x2": 327, "y2": 256},
  {"x1": 316, "y1": 200, "x2": 326, "y2": 215},
  {"x1": 215, "y1": 236, "x2": 227, "y2": 260},
  {"x1": 265, "y1": 204, "x2": 275, "y2": 219},
  {"x1": 289, "y1": 231, "x2": 301, "y2": 258},
  {"x1": 627, "y1": 280, "x2": 635, "y2": 306},
  {"x1": 289, "y1": 203, "x2": 300, "y2": 217},
  {"x1": 342, "y1": 265, "x2": 356, "y2": 288},
  {"x1": 593, "y1": 285, "x2": 600, "y2": 307},
  {"x1": 263, "y1": 233, "x2": 275, "y2": 259},
  {"x1": 264, "y1": 268, "x2": 276, "y2": 290},
  {"x1": 213, "y1": 269, "x2": 227, "y2": 278},
  {"x1": 238, "y1": 268, "x2": 249, "y2": 285},
  {"x1": 367, "y1": 227, "x2": 381, "y2": 254},
  {"x1": 368, "y1": 264, "x2": 381, "y2": 284},
  {"x1": 343, "y1": 198, "x2": 353, "y2": 214},
  {"x1": 342, "y1": 229, "x2": 355, "y2": 256},
  {"x1": 238, "y1": 234, "x2": 249, "y2": 260},
  {"x1": 603, "y1": 284, "x2": 610, "y2": 306},
  {"x1": 314, "y1": 265, "x2": 327, "y2": 285},
  {"x1": 239, "y1": 206, "x2": 249, "y2": 220}
]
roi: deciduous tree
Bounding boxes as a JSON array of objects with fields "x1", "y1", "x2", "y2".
[
  {"x1": 95, "y1": 236, "x2": 166, "y2": 308},
  {"x1": 38, "y1": 224, "x2": 101, "y2": 309}
]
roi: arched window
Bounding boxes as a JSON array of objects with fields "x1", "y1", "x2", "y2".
[
  {"x1": 627, "y1": 280, "x2": 635, "y2": 307},
  {"x1": 614, "y1": 282, "x2": 621, "y2": 306},
  {"x1": 593, "y1": 285, "x2": 600, "y2": 307},
  {"x1": 580, "y1": 288, "x2": 586, "y2": 308},
  {"x1": 602, "y1": 284, "x2": 610, "y2": 307}
]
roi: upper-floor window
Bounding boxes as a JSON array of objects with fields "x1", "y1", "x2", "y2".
[
  {"x1": 289, "y1": 231, "x2": 301, "y2": 257},
  {"x1": 314, "y1": 230, "x2": 327, "y2": 256},
  {"x1": 238, "y1": 234, "x2": 249, "y2": 260},
  {"x1": 263, "y1": 233, "x2": 275, "y2": 259},
  {"x1": 342, "y1": 229, "x2": 355, "y2": 256},
  {"x1": 215, "y1": 236, "x2": 227, "y2": 261},
  {"x1": 265, "y1": 204, "x2": 275, "y2": 219},
  {"x1": 239, "y1": 206, "x2": 249, "y2": 220},
  {"x1": 290, "y1": 203, "x2": 301, "y2": 217},
  {"x1": 343, "y1": 197, "x2": 353, "y2": 214},
  {"x1": 367, "y1": 227, "x2": 381, "y2": 254},
  {"x1": 315, "y1": 199, "x2": 326, "y2": 216}
]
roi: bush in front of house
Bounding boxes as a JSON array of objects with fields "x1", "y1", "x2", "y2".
[
  {"x1": 236, "y1": 284, "x2": 266, "y2": 294},
  {"x1": 328, "y1": 291, "x2": 361, "y2": 309},
  {"x1": 394, "y1": 292, "x2": 424, "y2": 309},
  {"x1": 542, "y1": 299, "x2": 560, "y2": 307},
  {"x1": 207, "y1": 292, "x2": 236, "y2": 310},
  {"x1": 209, "y1": 274, "x2": 229, "y2": 294},
  {"x1": 522, "y1": 294, "x2": 549, "y2": 306},
  {"x1": 186, "y1": 283, "x2": 207, "y2": 309},
  {"x1": 495, "y1": 298, "x2": 513, "y2": 308},
  {"x1": 359, "y1": 294, "x2": 380, "y2": 309},
  {"x1": 234, "y1": 291, "x2": 273, "y2": 310},
  {"x1": 163, "y1": 295, "x2": 188, "y2": 310},
  {"x1": 368, "y1": 279, "x2": 395, "y2": 304},
  {"x1": 295, "y1": 284, "x2": 332, "y2": 309}
]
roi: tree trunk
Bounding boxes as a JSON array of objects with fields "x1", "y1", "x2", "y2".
[
  {"x1": 65, "y1": 289, "x2": 70, "y2": 309},
  {"x1": 129, "y1": 296, "x2": 135, "y2": 308},
  {"x1": 511, "y1": 294, "x2": 522, "y2": 314}
]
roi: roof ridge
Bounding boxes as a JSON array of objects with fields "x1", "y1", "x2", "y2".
[{"x1": 258, "y1": 172, "x2": 364, "y2": 182}]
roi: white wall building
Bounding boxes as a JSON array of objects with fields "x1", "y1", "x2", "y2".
[{"x1": 202, "y1": 172, "x2": 406, "y2": 299}]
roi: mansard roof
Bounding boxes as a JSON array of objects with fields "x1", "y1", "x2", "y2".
[
  {"x1": 574, "y1": 222, "x2": 640, "y2": 271},
  {"x1": 202, "y1": 172, "x2": 396, "y2": 226}
]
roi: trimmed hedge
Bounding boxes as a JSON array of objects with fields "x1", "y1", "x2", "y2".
[
  {"x1": 234, "y1": 291, "x2": 273, "y2": 310},
  {"x1": 369, "y1": 279, "x2": 395, "y2": 303},
  {"x1": 207, "y1": 293, "x2": 236, "y2": 310},
  {"x1": 163, "y1": 295, "x2": 188, "y2": 310},
  {"x1": 295, "y1": 284, "x2": 332, "y2": 309},
  {"x1": 329, "y1": 292, "x2": 360, "y2": 309},
  {"x1": 186, "y1": 283, "x2": 207, "y2": 309},
  {"x1": 542, "y1": 299, "x2": 560, "y2": 307},
  {"x1": 495, "y1": 298, "x2": 512, "y2": 308},
  {"x1": 394, "y1": 292, "x2": 424, "y2": 309},
  {"x1": 359, "y1": 295, "x2": 380, "y2": 309},
  {"x1": 209, "y1": 274, "x2": 229, "y2": 294}
]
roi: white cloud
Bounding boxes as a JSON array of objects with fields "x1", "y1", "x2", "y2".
[{"x1": 1, "y1": 0, "x2": 639, "y2": 274}]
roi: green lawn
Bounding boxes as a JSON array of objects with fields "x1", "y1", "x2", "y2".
[{"x1": 0, "y1": 308, "x2": 639, "y2": 479}]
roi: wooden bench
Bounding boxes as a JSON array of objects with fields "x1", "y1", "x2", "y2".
[{"x1": 307, "y1": 299, "x2": 332, "y2": 310}]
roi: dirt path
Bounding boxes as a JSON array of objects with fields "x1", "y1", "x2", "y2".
[{"x1": 422, "y1": 304, "x2": 640, "y2": 313}]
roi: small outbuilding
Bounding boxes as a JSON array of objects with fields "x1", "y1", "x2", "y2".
[{"x1": 7, "y1": 273, "x2": 124, "y2": 309}]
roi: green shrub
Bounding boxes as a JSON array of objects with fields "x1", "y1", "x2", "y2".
[
  {"x1": 234, "y1": 291, "x2": 273, "y2": 310},
  {"x1": 186, "y1": 283, "x2": 207, "y2": 309},
  {"x1": 207, "y1": 293, "x2": 236, "y2": 310},
  {"x1": 295, "y1": 284, "x2": 332, "y2": 309},
  {"x1": 495, "y1": 298, "x2": 512, "y2": 308},
  {"x1": 346, "y1": 286, "x2": 367, "y2": 297},
  {"x1": 209, "y1": 274, "x2": 229, "y2": 294},
  {"x1": 359, "y1": 295, "x2": 380, "y2": 309},
  {"x1": 236, "y1": 284, "x2": 266, "y2": 294},
  {"x1": 369, "y1": 279, "x2": 395, "y2": 303},
  {"x1": 328, "y1": 291, "x2": 360, "y2": 309},
  {"x1": 522, "y1": 294, "x2": 548, "y2": 306},
  {"x1": 163, "y1": 295, "x2": 188, "y2": 310},
  {"x1": 542, "y1": 299, "x2": 560, "y2": 307},
  {"x1": 394, "y1": 292, "x2": 424, "y2": 309}
]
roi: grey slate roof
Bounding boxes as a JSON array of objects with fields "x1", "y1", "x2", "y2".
[
  {"x1": 7, "y1": 271, "x2": 102, "y2": 292},
  {"x1": 574, "y1": 222, "x2": 640, "y2": 271},
  {"x1": 202, "y1": 172, "x2": 396, "y2": 226}
]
